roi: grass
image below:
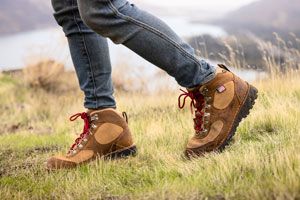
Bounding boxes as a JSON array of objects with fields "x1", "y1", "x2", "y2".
[{"x1": 0, "y1": 69, "x2": 300, "y2": 200}]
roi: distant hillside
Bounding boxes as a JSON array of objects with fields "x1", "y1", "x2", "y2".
[
  {"x1": 0, "y1": 0, "x2": 55, "y2": 35},
  {"x1": 217, "y1": 0, "x2": 300, "y2": 39},
  {"x1": 0, "y1": 0, "x2": 224, "y2": 36}
]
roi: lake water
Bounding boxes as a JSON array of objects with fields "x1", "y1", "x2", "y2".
[{"x1": 0, "y1": 16, "x2": 263, "y2": 83}]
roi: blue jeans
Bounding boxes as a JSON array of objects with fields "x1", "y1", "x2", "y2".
[{"x1": 51, "y1": 0, "x2": 216, "y2": 109}]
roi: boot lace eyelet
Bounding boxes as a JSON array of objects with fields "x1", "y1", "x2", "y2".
[
  {"x1": 206, "y1": 97, "x2": 212, "y2": 102},
  {"x1": 202, "y1": 87, "x2": 209, "y2": 95},
  {"x1": 82, "y1": 138, "x2": 88, "y2": 143},
  {"x1": 91, "y1": 114, "x2": 99, "y2": 121},
  {"x1": 205, "y1": 113, "x2": 211, "y2": 118}
]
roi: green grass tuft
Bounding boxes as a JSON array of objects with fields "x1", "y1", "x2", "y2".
[{"x1": 0, "y1": 72, "x2": 300, "y2": 200}]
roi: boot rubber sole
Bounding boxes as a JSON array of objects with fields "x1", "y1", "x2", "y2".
[
  {"x1": 46, "y1": 145, "x2": 137, "y2": 170},
  {"x1": 218, "y1": 84, "x2": 258, "y2": 151},
  {"x1": 104, "y1": 145, "x2": 137, "y2": 160}
]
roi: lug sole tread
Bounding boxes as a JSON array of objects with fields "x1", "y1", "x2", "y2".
[{"x1": 104, "y1": 145, "x2": 137, "y2": 160}]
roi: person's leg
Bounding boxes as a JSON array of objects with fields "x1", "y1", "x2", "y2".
[
  {"x1": 76, "y1": 0, "x2": 258, "y2": 158},
  {"x1": 47, "y1": 0, "x2": 136, "y2": 170},
  {"x1": 77, "y1": 0, "x2": 216, "y2": 88},
  {"x1": 51, "y1": 0, "x2": 115, "y2": 109}
]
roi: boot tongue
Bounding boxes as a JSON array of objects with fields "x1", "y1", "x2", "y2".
[
  {"x1": 216, "y1": 66, "x2": 226, "y2": 74},
  {"x1": 86, "y1": 109, "x2": 96, "y2": 116},
  {"x1": 187, "y1": 85, "x2": 201, "y2": 92}
]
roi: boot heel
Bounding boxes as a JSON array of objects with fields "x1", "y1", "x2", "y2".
[
  {"x1": 219, "y1": 85, "x2": 258, "y2": 151},
  {"x1": 240, "y1": 85, "x2": 258, "y2": 119}
]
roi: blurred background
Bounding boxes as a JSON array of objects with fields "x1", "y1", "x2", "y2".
[
  {"x1": 1, "y1": 2, "x2": 300, "y2": 197},
  {"x1": 0, "y1": 0, "x2": 299, "y2": 91}
]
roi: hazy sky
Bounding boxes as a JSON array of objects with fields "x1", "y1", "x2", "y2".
[{"x1": 134, "y1": 0, "x2": 258, "y2": 12}]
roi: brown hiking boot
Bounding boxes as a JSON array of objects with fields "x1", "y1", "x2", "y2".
[
  {"x1": 46, "y1": 108, "x2": 137, "y2": 169},
  {"x1": 178, "y1": 64, "x2": 258, "y2": 158}
]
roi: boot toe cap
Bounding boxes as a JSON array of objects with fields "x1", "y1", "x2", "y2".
[{"x1": 46, "y1": 156, "x2": 77, "y2": 170}]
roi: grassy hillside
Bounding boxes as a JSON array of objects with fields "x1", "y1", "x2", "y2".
[
  {"x1": 0, "y1": 65, "x2": 299, "y2": 199},
  {"x1": 189, "y1": 32, "x2": 300, "y2": 71}
]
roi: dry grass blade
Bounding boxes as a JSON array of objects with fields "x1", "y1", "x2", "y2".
[{"x1": 23, "y1": 59, "x2": 65, "y2": 92}]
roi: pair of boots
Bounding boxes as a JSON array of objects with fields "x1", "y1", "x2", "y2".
[{"x1": 47, "y1": 65, "x2": 258, "y2": 169}]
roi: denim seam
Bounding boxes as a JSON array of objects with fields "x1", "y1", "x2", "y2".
[
  {"x1": 107, "y1": 1, "x2": 202, "y2": 70},
  {"x1": 71, "y1": 0, "x2": 98, "y2": 108}
]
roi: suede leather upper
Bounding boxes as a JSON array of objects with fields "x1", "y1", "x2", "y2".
[
  {"x1": 47, "y1": 109, "x2": 135, "y2": 169},
  {"x1": 185, "y1": 65, "x2": 252, "y2": 157}
]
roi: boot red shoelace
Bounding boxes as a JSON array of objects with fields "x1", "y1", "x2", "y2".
[
  {"x1": 68, "y1": 112, "x2": 90, "y2": 153},
  {"x1": 178, "y1": 89, "x2": 206, "y2": 134}
]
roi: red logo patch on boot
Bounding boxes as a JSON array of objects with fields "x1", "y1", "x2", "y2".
[{"x1": 216, "y1": 85, "x2": 226, "y2": 93}]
